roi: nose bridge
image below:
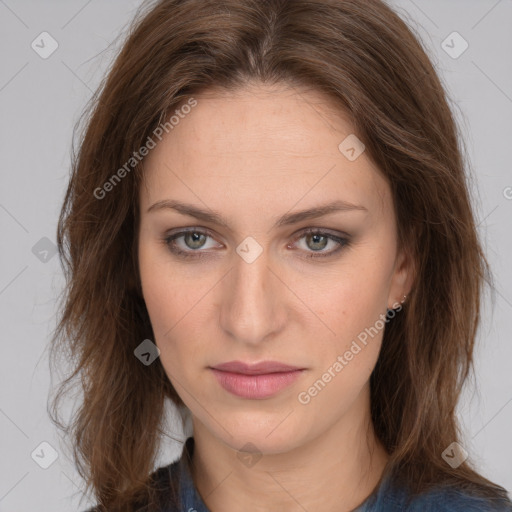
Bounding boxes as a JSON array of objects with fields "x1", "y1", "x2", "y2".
[{"x1": 220, "y1": 247, "x2": 282, "y2": 344}]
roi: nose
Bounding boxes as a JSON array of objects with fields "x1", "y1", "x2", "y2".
[{"x1": 219, "y1": 248, "x2": 286, "y2": 346}]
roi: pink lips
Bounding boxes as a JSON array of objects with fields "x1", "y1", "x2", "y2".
[{"x1": 210, "y1": 360, "x2": 306, "y2": 399}]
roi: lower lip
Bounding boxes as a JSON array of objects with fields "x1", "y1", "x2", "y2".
[{"x1": 210, "y1": 369, "x2": 305, "y2": 399}]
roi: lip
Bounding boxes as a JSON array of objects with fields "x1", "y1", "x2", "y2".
[
  {"x1": 210, "y1": 360, "x2": 306, "y2": 399},
  {"x1": 211, "y1": 360, "x2": 303, "y2": 375}
]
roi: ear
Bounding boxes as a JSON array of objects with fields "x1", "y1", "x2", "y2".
[{"x1": 387, "y1": 243, "x2": 415, "y2": 309}]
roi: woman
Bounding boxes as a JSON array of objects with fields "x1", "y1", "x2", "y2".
[{"x1": 49, "y1": 0, "x2": 512, "y2": 510}]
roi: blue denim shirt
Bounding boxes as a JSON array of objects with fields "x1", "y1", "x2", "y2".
[{"x1": 86, "y1": 436, "x2": 512, "y2": 511}]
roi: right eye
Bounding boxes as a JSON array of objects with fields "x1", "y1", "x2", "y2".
[{"x1": 163, "y1": 228, "x2": 222, "y2": 259}]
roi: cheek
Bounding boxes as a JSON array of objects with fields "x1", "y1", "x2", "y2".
[
  {"x1": 298, "y1": 259, "x2": 391, "y2": 385},
  {"x1": 139, "y1": 260, "x2": 174, "y2": 335},
  {"x1": 305, "y1": 263, "x2": 389, "y2": 336},
  {"x1": 139, "y1": 239, "x2": 193, "y2": 329},
  {"x1": 296, "y1": 279, "x2": 386, "y2": 413},
  {"x1": 139, "y1": 244, "x2": 182, "y2": 344},
  {"x1": 138, "y1": 244, "x2": 212, "y2": 379}
]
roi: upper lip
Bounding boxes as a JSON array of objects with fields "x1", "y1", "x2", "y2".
[{"x1": 211, "y1": 360, "x2": 304, "y2": 375}]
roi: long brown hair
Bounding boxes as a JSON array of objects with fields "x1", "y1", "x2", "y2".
[{"x1": 49, "y1": 0, "x2": 509, "y2": 510}]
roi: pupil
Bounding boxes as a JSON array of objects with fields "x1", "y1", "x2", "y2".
[
  {"x1": 309, "y1": 234, "x2": 327, "y2": 251},
  {"x1": 186, "y1": 232, "x2": 205, "y2": 249}
]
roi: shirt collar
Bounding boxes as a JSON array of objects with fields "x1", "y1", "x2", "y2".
[{"x1": 176, "y1": 436, "x2": 211, "y2": 511}]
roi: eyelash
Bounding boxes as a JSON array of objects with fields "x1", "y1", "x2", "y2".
[{"x1": 162, "y1": 228, "x2": 350, "y2": 260}]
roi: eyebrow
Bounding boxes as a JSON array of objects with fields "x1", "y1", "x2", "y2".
[{"x1": 146, "y1": 199, "x2": 368, "y2": 229}]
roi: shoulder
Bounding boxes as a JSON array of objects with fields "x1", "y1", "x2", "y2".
[
  {"x1": 82, "y1": 459, "x2": 182, "y2": 512},
  {"x1": 365, "y1": 475, "x2": 512, "y2": 512},
  {"x1": 395, "y1": 486, "x2": 512, "y2": 512}
]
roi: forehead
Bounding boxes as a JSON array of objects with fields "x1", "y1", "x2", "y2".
[{"x1": 140, "y1": 83, "x2": 391, "y2": 221}]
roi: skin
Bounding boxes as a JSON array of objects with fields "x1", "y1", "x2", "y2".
[{"x1": 138, "y1": 82, "x2": 414, "y2": 512}]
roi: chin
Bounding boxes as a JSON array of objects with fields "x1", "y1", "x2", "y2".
[{"x1": 195, "y1": 407, "x2": 309, "y2": 455}]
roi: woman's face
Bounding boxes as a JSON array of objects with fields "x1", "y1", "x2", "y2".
[{"x1": 138, "y1": 83, "x2": 411, "y2": 454}]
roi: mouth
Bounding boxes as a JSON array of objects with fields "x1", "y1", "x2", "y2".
[{"x1": 209, "y1": 360, "x2": 306, "y2": 399}]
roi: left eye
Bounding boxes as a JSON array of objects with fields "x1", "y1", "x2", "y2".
[
  {"x1": 291, "y1": 231, "x2": 348, "y2": 257},
  {"x1": 163, "y1": 228, "x2": 349, "y2": 259}
]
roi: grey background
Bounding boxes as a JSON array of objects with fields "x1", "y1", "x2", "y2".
[{"x1": 0, "y1": 0, "x2": 511, "y2": 510}]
